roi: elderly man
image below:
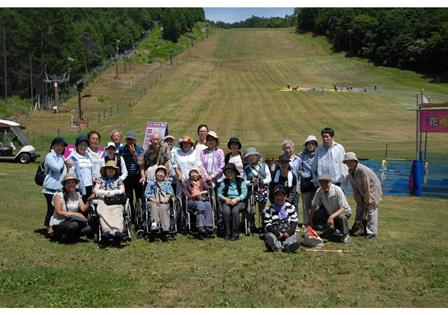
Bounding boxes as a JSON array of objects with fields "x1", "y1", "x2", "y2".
[
  {"x1": 139, "y1": 131, "x2": 172, "y2": 183},
  {"x1": 309, "y1": 174, "x2": 352, "y2": 244},
  {"x1": 312, "y1": 127, "x2": 347, "y2": 188},
  {"x1": 343, "y1": 152, "x2": 383, "y2": 239}
]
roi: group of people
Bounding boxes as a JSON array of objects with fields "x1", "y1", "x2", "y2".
[{"x1": 41, "y1": 124, "x2": 383, "y2": 252}]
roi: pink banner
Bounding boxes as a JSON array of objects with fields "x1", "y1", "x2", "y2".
[
  {"x1": 143, "y1": 121, "x2": 168, "y2": 149},
  {"x1": 63, "y1": 144, "x2": 105, "y2": 159},
  {"x1": 420, "y1": 109, "x2": 448, "y2": 133}
]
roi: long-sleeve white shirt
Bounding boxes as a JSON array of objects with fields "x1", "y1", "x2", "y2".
[{"x1": 312, "y1": 142, "x2": 348, "y2": 185}]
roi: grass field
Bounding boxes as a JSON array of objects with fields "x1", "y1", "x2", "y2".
[
  {"x1": 1, "y1": 28, "x2": 448, "y2": 307},
  {"x1": 20, "y1": 28, "x2": 448, "y2": 158},
  {"x1": 0, "y1": 162, "x2": 447, "y2": 307}
]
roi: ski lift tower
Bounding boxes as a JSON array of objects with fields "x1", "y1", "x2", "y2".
[{"x1": 43, "y1": 71, "x2": 69, "y2": 113}]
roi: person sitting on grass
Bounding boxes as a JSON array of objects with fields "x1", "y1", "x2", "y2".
[
  {"x1": 309, "y1": 174, "x2": 352, "y2": 244},
  {"x1": 93, "y1": 160, "x2": 127, "y2": 241},
  {"x1": 264, "y1": 185, "x2": 300, "y2": 253},
  {"x1": 50, "y1": 175, "x2": 92, "y2": 243},
  {"x1": 145, "y1": 165, "x2": 174, "y2": 241},
  {"x1": 182, "y1": 168, "x2": 214, "y2": 239},
  {"x1": 218, "y1": 163, "x2": 248, "y2": 241},
  {"x1": 343, "y1": 152, "x2": 382, "y2": 240}
]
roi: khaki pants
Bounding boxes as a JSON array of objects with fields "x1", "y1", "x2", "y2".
[{"x1": 150, "y1": 202, "x2": 170, "y2": 232}]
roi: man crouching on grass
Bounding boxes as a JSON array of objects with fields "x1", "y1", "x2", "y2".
[
  {"x1": 343, "y1": 152, "x2": 382, "y2": 240},
  {"x1": 309, "y1": 174, "x2": 352, "y2": 244},
  {"x1": 264, "y1": 185, "x2": 300, "y2": 253}
]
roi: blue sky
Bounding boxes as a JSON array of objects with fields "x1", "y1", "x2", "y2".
[{"x1": 204, "y1": 8, "x2": 295, "y2": 23}]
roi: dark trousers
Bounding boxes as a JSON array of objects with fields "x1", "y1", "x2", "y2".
[
  {"x1": 322, "y1": 210, "x2": 351, "y2": 237},
  {"x1": 82, "y1": 185, "x2": 93, "y2": 204},
  {"x1": 43, "y1": 193, "x2": 54, "y2": 226},
  {"x1": 221, "y1": 202, "x2": 246, "y2": 237},
  {"x1": 124, "y1": 174, "x2": 142, "y2": 223},
  {"x1": 52, "y1": 218, "x2": 91, "y2": 241}
]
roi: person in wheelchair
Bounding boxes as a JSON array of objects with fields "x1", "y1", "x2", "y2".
[
  {"x1": 182, "y1": 168, "x2": 214, "y2": 238},
  {"x1": 264, "y1": 185, "x2": 300, "y2": 253},
  {"x1": 144, "y1": 165, "x2": 174, "y2": 241},
  {"x1": 93, "y1": 160, "x2": 128, "y2": 242},
  {"x1": 218, "y1": 163, "x2": 248, "y2": 241}
]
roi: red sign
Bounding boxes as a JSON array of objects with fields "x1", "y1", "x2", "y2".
[{"x1": 420, "y1": 109, "x2": 448, "y2": 133}]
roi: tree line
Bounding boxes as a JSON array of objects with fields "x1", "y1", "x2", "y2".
[
  {"x1": 0, "y1": 8, "x2": 205, "y2": 99},
  {"x1": 296, "y1": 8, "x2": 448, "y2": 79},
  {"x1": 210, "y1": 14, "x2": 296, "y2": 29}
]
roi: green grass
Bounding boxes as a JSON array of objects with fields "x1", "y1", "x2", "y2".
[
  {"x1": 17, "y1": 28, "x2": 448, "y2": 160},
  {"x1": 0, "y1": 162, "x2": 447, "y2": 307}
]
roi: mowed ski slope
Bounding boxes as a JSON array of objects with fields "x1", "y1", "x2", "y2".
[{"x1": 115, "y1": 28, "x2": 448, "y2": 155}]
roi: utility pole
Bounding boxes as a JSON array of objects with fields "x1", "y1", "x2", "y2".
[
  {"x1": 169, "y1": 48, "x2": 174, "y2": 65},
  {"x1": 3, "y1": 26, "x2": 7, "y2": 100},
  {"x1": 30, "y1": 55, "x2": 33, "y2": 107},
  {"x1": 75, "y1": 79, "x2": 85, "y2": 131}
]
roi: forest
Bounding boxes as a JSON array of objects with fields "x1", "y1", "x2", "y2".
[
  {"x1": 0, "y1": 8, "x2": 205, "y2": 98},
  {"x1": 296, "y1": 8, "x2": 448, "y2": 79}
]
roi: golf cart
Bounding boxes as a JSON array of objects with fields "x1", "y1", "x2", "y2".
[{"x1": 0, "y1": 119, "x2": 39, "y2": 164}]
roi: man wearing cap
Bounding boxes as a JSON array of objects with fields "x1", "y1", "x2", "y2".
[
  {"x1": 295, "y1": 135, "x2": 319, "y2": 226},
  {"x1": 104, "y1": 142, "x2": 128, "y2": 182},
  {"x1": 344, "y1": 152, "x2": 382, "y2": 239},
  {"x1": 119, "y1": 131, "x2": 144, "y2": 223},
  {"x1": 139, "y1": 131, "x2": 172, "y2": 182},
  {"x1": 312, "y1": 127, "x2": 347, "y2": 188},
  {"x1": 309, "y1": 174, "x2": 352, "y2": 243}
]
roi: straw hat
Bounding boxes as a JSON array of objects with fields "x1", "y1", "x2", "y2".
[
  {"x1": 61, "y1": 174, "x2": 80, "y2": 185},
  {"x1": 100, "y1": 160, "x2": 119, "y2": 176}
]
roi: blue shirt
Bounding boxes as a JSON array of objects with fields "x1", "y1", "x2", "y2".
[{"x1": 145, "y1": 179, "x2": 174, "y2": 199}]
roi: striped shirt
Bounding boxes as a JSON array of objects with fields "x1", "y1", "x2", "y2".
[{"x1": 264, "y1": 202, "x2": 298, "y2": 236}]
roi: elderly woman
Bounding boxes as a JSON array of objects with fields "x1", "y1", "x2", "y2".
[
  {"x1": 218, "y1": 163, "x2": 247, "y2": 241},
  {"x1": 295, "y1": 135, "x2": 318, "y2": 226},
  {"x1": 182, "y1": 168, "x2": 214, "y2": 238},
  {"x1": 87, "y1": 130, "x2": 102, "y2": 181},
  {"x1": 93, "y1": 160, "x2": 126, "y2": 240},
  {"x1": 269, "y1": 154, "x2": 298, "y2": 207},
  {"x1": 224, "y1": 137, "x2": 244, "y2": 176},
  {"x1": 67, "y1": 135, "x2": 94, "y2": 203},
  {"x1": 173, "y1": 136, "x2": 203, "y2": 183},
  {"x1": 200, "y1": 131, "x2": 225, "y2": 185},
  {"x1": 50, "y1": 175, "x2": 92, "y2": 242},
  {"x1": 243, "y1": 147, "x2": 272, "y2": 232},
  {"x1": 194, "y1": 124, "x2": 208, "y2": 152},
  {"x1": 42, "y1": 137, "x2": 69, "y2": 236}
]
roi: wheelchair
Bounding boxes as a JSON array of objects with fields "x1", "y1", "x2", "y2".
[{"x1": 88, "y1": 197, "x2": 132, "y2": 246}]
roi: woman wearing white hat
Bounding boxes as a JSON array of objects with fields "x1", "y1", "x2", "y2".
[
  {"x1": 297, "y1": 135, "x2": 318, "y2": 226},
  {"x1": 200, "y1": 131, "x2": 225, "y2": 185}
]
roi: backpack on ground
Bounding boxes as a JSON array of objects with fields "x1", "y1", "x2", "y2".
[{"x1": 303, "y1": 226, "x2": 324, "y2": 248}]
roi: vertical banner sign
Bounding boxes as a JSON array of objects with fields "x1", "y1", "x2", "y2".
[
  {"x1": 143, "y1": 121, "x2": 168, "y2": 149},
  {"x1": 419, "y1": 109, "x2": 448, "y2": 133}
]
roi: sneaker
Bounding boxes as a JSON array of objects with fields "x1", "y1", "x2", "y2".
[
  {"x1": 364, "y1": 234, "x2": 376, "y2": 240},
  {"x1": 341, "y1": 235, "x2": 352, "y2": 244},
  {"x1": 283, "y1": 242, "x2": 300, "y2": 253},
  {"x1": 224, "y1": 235, "x2": 232, "y2": 241},
  {"x1": 151, "y1": 222, "x2": 158, "y2": 231},
  {"x1": 230, "y1": 234, "x2": 239, "y2": 241}
]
